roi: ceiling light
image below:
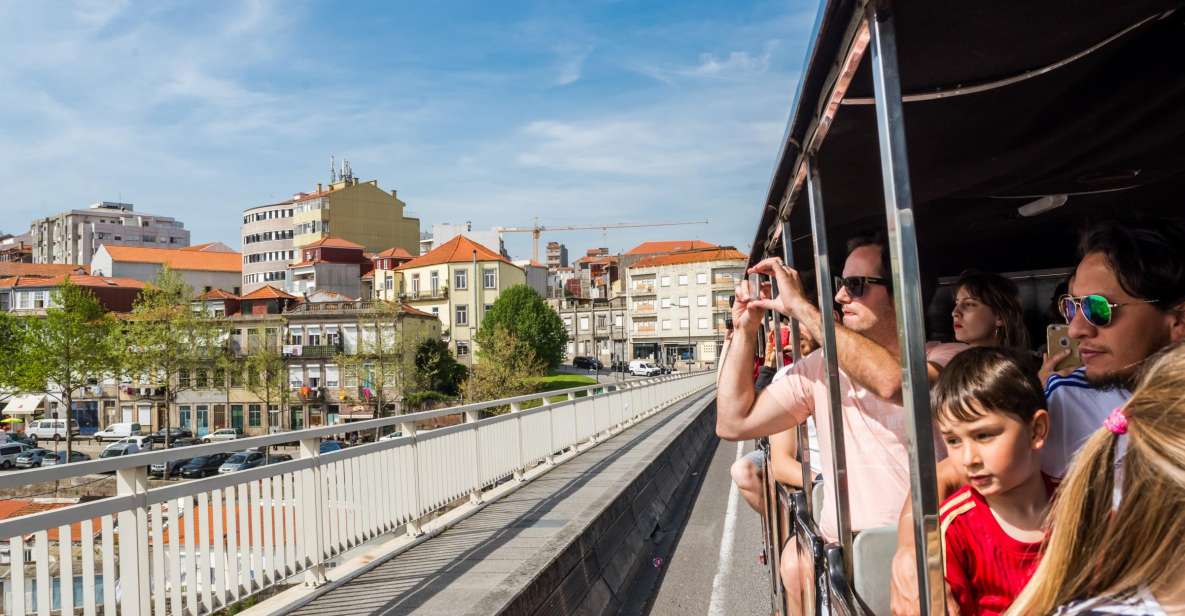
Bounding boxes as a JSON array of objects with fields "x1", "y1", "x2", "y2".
[{"x1": 1017, "y1": 194, "x2": 1068, "y2": 217}]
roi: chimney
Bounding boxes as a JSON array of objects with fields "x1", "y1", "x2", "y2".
[
  {"x1": 391, "y1": 189, "x2": 397, "y2": 198},
  {"x1": 317, "y1": 183, "x2": 323, "y2": 193}
]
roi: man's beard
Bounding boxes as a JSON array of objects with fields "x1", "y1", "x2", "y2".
[{"x1": 1086, "y1": 371, "x2": 1136, "y2": 391}]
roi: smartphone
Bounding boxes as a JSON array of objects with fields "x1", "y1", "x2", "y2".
[{"x1": 1046, "y1": 324, "x2": 1082, "y2": 371}]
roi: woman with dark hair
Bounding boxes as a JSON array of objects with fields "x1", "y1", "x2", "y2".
[{"x1": 952, "y1": 270, "x2": 1030, "y2": 350}]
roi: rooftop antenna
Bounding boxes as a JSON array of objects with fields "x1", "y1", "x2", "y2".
[{"x1": 330, "y1": 155, "x2": 337, "y2": 183}]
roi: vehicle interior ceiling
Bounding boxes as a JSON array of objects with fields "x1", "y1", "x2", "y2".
[{"x1": 772, "y1": 1, "x2": 1185, "y2": 344}]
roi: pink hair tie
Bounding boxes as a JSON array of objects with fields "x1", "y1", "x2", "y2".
[{"x1": 1104, "y1": 407, "x2": 1129, "y2": 435}]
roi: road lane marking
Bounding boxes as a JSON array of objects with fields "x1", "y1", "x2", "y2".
[{"x1": 707, "y1": 440, "x2": 745, "y2": 616}]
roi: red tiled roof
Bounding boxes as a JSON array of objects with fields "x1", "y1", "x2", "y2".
[
  {"x1": 401, "y1": 303, "x2": 436, "y2": 318},
  {"x1": 396, "y1": 235, "x2": 511, "y2": 270},
  {"x1": 299, "y1": 236, "x2": 364, "y2": 250},
  {"x1": 625, "y1": 240, "x2": 718, "y2": 256},
  {"x1": 0, "y1": 273, "x2": 147, "y2": 289},
  {"x1": 102, "y1": 245, "x2": 241, "y2": 273},
  {"x1": 197, "y1": 289, "x2": 239, "y2": 300},
  {"x1": 375, "y1": 247, "x2": 415, "y2": 259},
  {"x1": 0, "y1": 262, "x2": 88, "y2": 277},
  {"x1": 629, "y1": 247, "x2": 747, "y2": 269},
  {"x1": 240, "y1": 285, "x2": 295, "y2": 300}
]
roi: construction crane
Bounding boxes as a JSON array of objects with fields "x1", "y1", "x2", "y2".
[{"x1": 496, "y1": 219, "x2": 711, "y2": 263}]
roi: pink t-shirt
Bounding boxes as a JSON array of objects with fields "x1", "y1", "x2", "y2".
[{"x1": 763, "y1": 342, "x2": 966, "y2": 541}]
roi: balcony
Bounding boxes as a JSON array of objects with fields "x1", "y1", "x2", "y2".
[
  {"x1": 631, "y1": 282, "x2": 656, "y2": 296},
  {"x1": 712, "y1": 276, "x2": 738, "y2": 290},
  {"x1": 401, "y1": 287, "x2": 449, "y2": 302},
  {"x1": 285, "y1": 300, "x2": 380, "y2": 314},
  {"x1": 285, "y1": 343, "x2": 343, "y2": 359},
  {"x1": 633, "y1": 303, "x2": 656, "y2": 314}
]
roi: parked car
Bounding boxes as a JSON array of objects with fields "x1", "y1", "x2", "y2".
[
  {"x1": 0, "y1": 443, "x2": 30, "y2": 469},
  {"x1": 3, "y1": 433, "x2": 37, "y2": 448},
  {"x1": 266, "y1": 453, "x2": 293, "y2": 465},
  {"x1": 202, "y1": 428, "x2": 242, "y2": 443},
  {"x1": 319, "y1": 440, "x2": 344, "y2": 454},
  {"x1": 179, "y1": 453, "x2": 231, "y2": 478},
  {"x1": 14, "y1": 448, "x2": 54, "y2": 469},
  {"x1": 93, "y1": 423, "x2": 143, "y2": 443},
  {"x1": 170, "y1": 437, "x2": 201, "y2": 448},
  {"x1": 378, "y1": 431, "x2": 404, "y2": 442},
  {"x1": 105, "y1": 436, "x2": 152, "y2": 453},
  {"x1": 218, "y1": 451, "x2": 266, "y2": 474},
  {"x1": 42, "y1": 451, "x2": 91, "y2": 467},
  {"x1": 144, "y1": 427, "x2": 193, "y2": 445},
  {"x1": 99, "y1": 442, "x2": 139, "y2": 458},
  {"x1": 572, "y1": 356, "x2": 603, "y2": 370},
  {"x1": 26, "y1": 419, "x2": 80, "y2": 443},
  {"x1": 628, "y1": 359, "x2": 662, "y2": 377}
]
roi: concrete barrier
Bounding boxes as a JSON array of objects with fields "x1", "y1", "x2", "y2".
[{"x1": 501, "y1": 395, "x2": 718, "y2": 615}]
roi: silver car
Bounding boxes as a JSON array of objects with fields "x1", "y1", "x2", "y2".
[{"x1": 218, "y1": 451, "x2": 265, "y2": 474}]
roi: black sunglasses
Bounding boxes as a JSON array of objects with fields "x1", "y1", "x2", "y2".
[{"x1": 834, "y1": 276, "x2": 890, "y2": 298}]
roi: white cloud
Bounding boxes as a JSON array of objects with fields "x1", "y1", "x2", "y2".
[
  {"x1": 684, "y1": 49, "x2": 771, "y2": 76},
  {"x1": 555, "y1": 48, "x2": 591, "y2": 86}
]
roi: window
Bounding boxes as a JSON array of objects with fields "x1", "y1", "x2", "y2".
[
  {"x1": 697, "y1": 272, "x2": 708, "y2": 284},
  {"x1": 579, "y1": 317, "x2": 589, "y2": 330},
  {"x1": 483, "y1": 268, "x2": 497, "y2": 289},
  {"x1": 662, "y1": 319, "x2": 672, "y2": 330},
  {"x1": 660, "y1": 276, "x2": 671, "y2": 287},
  {"x1": 231, "y1": 368, "x2": 243, "y2": 388},
  {"x1": 179, "y1": 405, "x2": 191, "y2": 428},
  {"x1": 289, "y1": 330, "x2": 303, "y2": 345},
  {"x1": 678, "y1": 274, "x2": 688, "y2": 285},
  {"x1": 456, "y1": 341, "x2": 469, "y2": 356},
  {"x1": 455, "y1": 305, "x2": 468, "y2": 326},
  {"x1": 430, "y1": 271, "x2": 440, "y2": 293},
  {"x1": 430, "y1": 307, "x2": 439, "y2": 316},
  {"x1": 563, "y1": 316, "x2": 572, "y2": 327},
  {"x1": 326, "y1": 365, "x2": 339, "y2": 388},
  {"x1": 307, "y1": 328, "x2": 321, "y2": 346},
  {"x1": 385, "y1": 276, "x2": 393, "y2": 290},
  {"x1": 678, "y1": 296, "x2": 688, "y2": 307},
  {"x1": 697, "y1": 295, "x2": 708, "y2": 307},
  {"x1": 615, "y1": 314, "x2": 623, "y2": 327},
  {"x1": 661, "y1": 298, "x2": 672, "y2": 308},
  {"x1": 680, "y1": 318, "x2": 689, "y2": 330},
  {"x1": 178, "y1": 369, "x2": 190, "y2": 388},
  {"x1": 698, "y1": 317, "x2": 709, "y2": 329},
  {"x1": 411, "y1": 274, "x2": 420, "y2": 294},
  {"x1": 196, "y1": 369, "x2": 209, "y2": 388},
  {"x1": 454, "y1": 268, "x2": 468, "y2": 290},
  {"x1": 596, "y1": 315, "x2": 607, "y2": 328}
]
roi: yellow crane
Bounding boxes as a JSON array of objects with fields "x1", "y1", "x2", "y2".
[{"x1": 496, "y1": 219, "x2": 711, "y2": 263}]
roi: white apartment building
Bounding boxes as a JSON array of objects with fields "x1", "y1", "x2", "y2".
[
  {"x1": 30, "y1": 202, "x2": 190, "y2": 266},
  {"x1": 626, "y1": 247, "x2": 746, "y2": 369}
]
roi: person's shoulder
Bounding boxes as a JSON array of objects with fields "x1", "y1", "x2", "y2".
[
  {"x1": 939, "y1": 484, "x2": 980, "y2": 538},
  {"x1": 925, "y1": 341, "x2": 970, "y2": 367}
]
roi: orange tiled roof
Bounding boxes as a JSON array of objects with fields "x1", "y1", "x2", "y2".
[
  {"x1": 0, "y1": 262, "x2": 88, "y2": 277},
  {"x1": 0, "y1": 273, "x2": 147, "y2": 289},
  {"x1": 197, "y1": 289, "x2": 239, "y2": 300},
  {"x1": 401, "y1": 303, "x2": 436, "y2": 318},
  {"x1": 299, "y1": 236, "x2": 364, "y2": 250},
  {"x1": 629, "y1": 247, "x2": 747, "y2": 269},
  {"x1": 102, "y1": 245, "x2": 241, "y2": 273},
  {"x1": 240, "y1": 285, "x2": 295, "y2": 300},
  {"x1": 375, "y1": 247, "x2": 415, "y2": 259},
  {"x1": 625, "y1": 240, "x2": 718, "y2": 256},
  {"x1": 396, "y1": 235, "x2": 511, "y2": 270}
]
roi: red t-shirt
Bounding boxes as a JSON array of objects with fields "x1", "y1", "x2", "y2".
[{"x1": 940, "y1": 479, "x2": 1053, "y2": 616}]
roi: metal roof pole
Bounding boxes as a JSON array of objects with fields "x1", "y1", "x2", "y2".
[
  {"x1": 866, "y1": 2, "x2": 947, "y2": 615},
  {"x1": 805, "y1": 157, "x2": 855, "y2": 597},
  {"x1": 779, "y1": 221, "x2": 814, "y2": 522}
]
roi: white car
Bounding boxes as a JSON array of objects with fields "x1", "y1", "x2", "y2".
[
  {"x1": 628, "y1": 360, "x2": 662, "y2": 377},
  {"x1": 202, "y1": 428, "x2": 242, "y2": 443},
  {"x1": 27, "y1": 418, "x2": 80, "y2": 443},
  {"x1": 0, "y1": 442, "x2": 31, "y2": 469},
  {"x1": 103, "y1": 436, "x2": 150, "y2": 456},
  {"x1": 94, "y1": 422, "x2": 143, "y2": 443}
]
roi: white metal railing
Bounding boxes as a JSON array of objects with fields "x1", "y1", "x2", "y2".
[{"x1": 0, "y1": 371, "x2": 714, "y2": 615}]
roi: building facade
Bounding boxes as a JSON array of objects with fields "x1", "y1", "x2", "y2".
[
  {"x1": 421, "y1": 222, "x2": 506, "y2": 257},
  {"x1": 91, "y1": 243, "x2": 242, "y2": 295},
  {"x1": 290, "y1": 174, "x2": 420, "y2": 256},
  {"x1": 240, "y1": 198, "x2": 296, "y2": 294},
  {"x1": 30, "y1": 202, "x2": 190, "y2": 266},
  {"x1": 546, "y1": 241, "x2": 568, "y2": 270},
  {"x1": 286, "y1": 237, "x2": 371, "y2": 299},
  {"x1": 0, "y1": 273, "x2": 146, "y2": 314},
  {"x1": 395, "y1": 235, "x2": 526, "y2": 365},
  {"x1": 551, "y1": 296, "x2": 628, "y2": 367},
  {"x1": 626, "y1": 247, "x2": 745, "y2": 370}
]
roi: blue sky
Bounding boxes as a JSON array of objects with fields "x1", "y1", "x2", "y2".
[{"x1": 0, "y1": 0, "x2": 819, "y2": 260}]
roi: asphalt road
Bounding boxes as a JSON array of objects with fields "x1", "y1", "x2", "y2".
[{"x1": 643, "y1": 438, "x2": 772, "y2": 616}]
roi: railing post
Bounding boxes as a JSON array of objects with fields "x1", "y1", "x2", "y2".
[
  {"x1": 510, "y1": 402, "x2": 525, "y2": 481},
  {"x1": 116, "y1": 465, "x2": 150, "y2": 616},
  {"x1": 465, "y1": 408, "x2": 484, "y2": 504},
  {"x1": 297, "y1": 436, "x2": 327, "y2": 586},
  {"x1": 400, "y1": 421, "x2": 424, "y2": 536}
]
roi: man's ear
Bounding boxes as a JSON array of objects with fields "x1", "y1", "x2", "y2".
[
  {"x1": 1169, "y1": 301, "x2": 1185, "y2": 345},
  {"x1": 1030, "y1": 409, "x2": 1050, "y2": 450}
]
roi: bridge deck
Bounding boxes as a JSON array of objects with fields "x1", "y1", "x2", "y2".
[{"x1": 287, "y1": 388, "x2": 716, "y2": 616}]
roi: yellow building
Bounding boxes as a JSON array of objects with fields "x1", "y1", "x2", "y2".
[
  {"x1": 393, "y1": 235, "x2": 526, "y2": 365},
  {"x1": 291, "y1": 175, "x2": 420, "y2": 255}
]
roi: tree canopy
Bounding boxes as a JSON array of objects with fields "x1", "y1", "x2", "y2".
[{"x1": 476, "y1": 284, "x2": 567, "y2": 370}]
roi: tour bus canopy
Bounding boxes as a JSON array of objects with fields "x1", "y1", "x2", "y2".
[{"x1": 753, "y1": 0, "x2": 1185, "y2": 276}]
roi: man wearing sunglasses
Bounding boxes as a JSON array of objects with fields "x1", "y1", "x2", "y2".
[{"x1": 1040, "y1": 220, "x2": 1185, "y2": 478}]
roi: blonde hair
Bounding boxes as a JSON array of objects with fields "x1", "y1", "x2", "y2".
[{"x1": 1006, "y1": 343, "x2": 1185, "y2": 615}]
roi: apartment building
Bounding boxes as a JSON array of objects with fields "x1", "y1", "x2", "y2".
[
  {"x1": 91, "y1": 242, "x2": 242, "y2": 294},
  {"x1": 626, "y1": 247, "x2": 746, "y2": 369},
  {"x1": 0, "y1": 234, "x2": 32, "y2": 262},
  {"x1": 0, "y1": 273, "x2": 146, "y2": 313},
  {"x1": 551, "y1": 296, "x2": 628, "y2": 366},
  {"x1": 394, "y1": 235, "x2": 525, "y2": 365},
  {"x1": 30, "y1": 202, "x2": 190, "y2": 266},
  {"x1": 546, "y1": 241, "x2": 569, "y2": 270},
  {"x1": 240, "y1": 198, "x2": 296, "y2": 294},
  {"x1": 290, "y1": 172, "x2": 420, "y2": 256},
  {"x1": 368, "y1": 247, "x2": 416, "y2": 300},
  {"x1": 286, "y1": 237, "x2": 372, "y2": 299}
]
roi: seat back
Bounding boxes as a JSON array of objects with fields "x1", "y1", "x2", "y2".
[{"x1": 852, "y1": 525, "x2": 898, "y2": 616}]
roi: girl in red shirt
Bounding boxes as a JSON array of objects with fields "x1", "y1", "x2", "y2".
[{"x1": 932, "y1": 347, "x2": 1054, "y2": 616}]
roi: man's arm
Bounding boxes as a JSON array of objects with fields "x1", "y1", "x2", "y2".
[
  {"x1": 768, "y1": 428, "x2": 812, "y2": 489},
  {"x1": 890, "y1": 458, "x2": 965, "y2": 615},
  {"x1": 716, "y1": 283, "x2": 803, "y2": 441}
]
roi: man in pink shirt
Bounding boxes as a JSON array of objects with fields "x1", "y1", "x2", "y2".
[{"x1": 716, "y1": 231, "x2": 964, "y2": 609}]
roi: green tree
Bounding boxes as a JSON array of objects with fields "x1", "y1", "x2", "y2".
[
  {"x1": 21, "y1": 281, "x2": 117, "y2": 456},
  {"x1": 120, "y1": 267, "x2": 224, "y2": 446},
  {"x1": 476, "y1": 284, "x2": 567, "y2": 371},
  {"x1": 335, "y1": 301, "x2": 417, "y2": 420},
  {"x1": 243, "y1": 338, "x2": 289, "y2": 431},
  {"x1": 412, "y1": 338, "x2": 467, "y2": 396},
  {"x1": 0, "y1": 312, "x2": 28, "y2": 399},
  {"x1": 466, "y1": 325, "x2": 544, "y2": 409}
]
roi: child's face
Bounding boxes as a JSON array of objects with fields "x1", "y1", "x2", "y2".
[{"x1": 939, "y1": 407, "x2": 1048, "y2": 496}]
